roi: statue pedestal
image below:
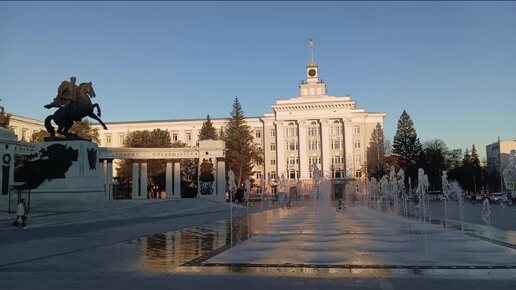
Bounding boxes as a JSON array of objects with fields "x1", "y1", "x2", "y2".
[{"x1": 29, "y1": 140, "x2": 105, "y2": 201}]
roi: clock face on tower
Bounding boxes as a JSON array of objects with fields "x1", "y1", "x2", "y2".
[{"x1": 308, "y1": 69, "x2": 317, "y2": 77}]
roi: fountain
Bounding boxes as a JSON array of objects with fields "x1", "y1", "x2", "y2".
[
  {"x1": 228, "y1": 169, "x2": 237, "y2": 247},
  {"x1": 450, "y1": 181, "x2": 465, "y2": 233},
  {"x1": 442, "y1": 171, "x2": 450, "y2": 230},
  {"x1": 416, "y1": 168, "x2": 429, "y2": 222}
]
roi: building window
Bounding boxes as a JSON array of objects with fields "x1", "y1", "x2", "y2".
[
  {"x1": 185, "y1": 132, "x2": 191, "y2": 141},
  {"x1": 270, "y1": 171, "x2": 276, "y2": 180},
  {"x1": 331, "y1": 139, "x2": 341, "y2": 150},
  {"x1": 308, "y1": 139, "x2": 319, "y2": 151},
  {"x1": 308, "y1": 156, "x2": 321, "y2": 165},
  {"x1": 172, "y1": 133, "x2": 178, "y2": 142},
  {"x1": 333, "y1": 169, "x2": 343, "y2": 179},
  {"x1": 271, "y1": 159, "x2": 276, "y2": 166},
  {"x1": 270, "y1": 128, "x2": 276, "y2": 137},
  {"x1": 119, "y1": 134, "x2": 125, "y2": 145},
  {"x1": 331, "y1": 155, "x2": 343, "y2": 164},
  {"x1": 354, "y1": 155, "x2": 361, "y2": 164},
  {"x1": 286, "y1": 127, "x2": 297, "y2": 137},
  {"x1": 288, "y1": 170, "x2": 299, "y2": 179},
  {"x1": 21, "y1": 128, "x2": 28, "y2": 141},
  {"x1": 287, "y1": 140, "x2": 298, "y2": 151},
  {"x1": 106, "y1": 135, "x2": 112, "y2": 145},
  {"x1": 353, "y1": 126, "x2": 360, "y2": 134},
  {"x1": 331, "y1": 122, "x2": 343, "y2": 135},
  {"x1": 354, "y1": 140, "x2": 361, "y2": 149},
  {"x1": 255, "y1": 130, "x2": 261, "y2": 138},
  {"x1": 287, "y1": 157, "x2": 299, "y2": 165},
  {"x1": 270, "y1": 143, "x2": 276, "y2": 151},
  {"x1": 355, "y1": 170, "x2": 362, "y2": 178},
  {"x1": 308, "y1": 126, "x2": 319, "y2": 136},
  {"x1": 257, "y1": 172, "x2": 263, "y2": 180}
]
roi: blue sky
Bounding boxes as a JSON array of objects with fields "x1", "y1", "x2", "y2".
[{"x1": 1, "y1": 1, "x2": 515, "y2": 159}]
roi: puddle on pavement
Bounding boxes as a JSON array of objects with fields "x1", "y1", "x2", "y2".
[
  {"x1": 133, "y1": 207, "x2": 291, "y2": 273},
  {"x1": 129, "y1": 206, "x2": 516, "y2": 278}
]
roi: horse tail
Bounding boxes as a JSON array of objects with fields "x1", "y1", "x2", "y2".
[{"x1": 44, "y1": 115, "x2": 55, "y2": 137}]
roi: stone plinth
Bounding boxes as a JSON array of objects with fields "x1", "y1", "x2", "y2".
[{"x1": 29, "y1": 140, "x2": 105, "y2": 201}]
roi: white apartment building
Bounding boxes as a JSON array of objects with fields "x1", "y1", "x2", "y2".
[
  {"x1": 486, "y1": 140, "x2": 516, "y2": 173},
  {"x1": 91, "y1": 58, "x2": 386, "y2": 197},
  {"x1": 8, "y1": 114, "x2": 45, "y2": 142}
]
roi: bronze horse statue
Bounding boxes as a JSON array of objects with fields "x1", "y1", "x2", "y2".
[{"x1": 44, "y1": 82, "x2": 107, "y2": 139}]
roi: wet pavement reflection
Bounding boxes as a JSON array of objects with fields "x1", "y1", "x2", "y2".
[
  {"x1": 137, "y1": 206, "x2": 287, "y2": 272},
  {"x1": 133, "y1": 202, "x2": 516, "y2": 277}
]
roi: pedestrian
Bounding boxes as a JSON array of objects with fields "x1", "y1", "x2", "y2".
[{"x1": 12, "y1": 198, "x2": 28, "y2": 229}]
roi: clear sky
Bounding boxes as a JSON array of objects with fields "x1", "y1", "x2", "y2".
[{"x1": 1, "y1": 1, "x2": 515, "y2": 159}]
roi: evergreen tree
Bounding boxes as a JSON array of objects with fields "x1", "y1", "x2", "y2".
[
  {"x1": 470, "y1": 144, "x2": 482, "y2": 193},
  {"x1": 198, "y1": 114, "x2": 218, "y2": 140},
  {"x1": 367, "y1": 123, "x2": 386, "y2": 179},
  {"x1": 392, "y1": 110, "x2": 422, "y2": 165},
  {"x1": 224, "y1": 97, "x2": 263, "y2": 187},
  {"x1": 470, "y1": 144, "x2": 480, "y2": 168}
]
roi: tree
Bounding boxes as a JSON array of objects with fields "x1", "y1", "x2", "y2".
[
  {"x1": 448, "y1": 145, "x2": 482, "y2": 194},
  {"x1": 116, "y1": 129, "x2": 172, "y2": 198},
  {"x1": 31, "y1": 119, "x2": 99, "y2": 143},
  {"x1": 446, "y1": 149, "x2": 463, "y2": 169},
  {"x1": 31, "y1": 130, "x2": 50, "y2": 143},
  {"x1": 198, "y1": 114, "x2": 218, "y2": 140},
  {"x1": 367, "y1": 123, "x2": 386, "y2": 179},
  {"x1": 224, "y1": 97, "x2": 263, "y2": 187},
  {"x1": 416, "y1": 139, "x2": 449, "y2": 191},
  {"x1": 69, "y1": 119, "x2": 100, "y2": 143},
  {"x1": 0, "y1": 107, "x2": 11, "y2": 129},
  {"x1": 393, "y1": 110, "x2": 422, "y2": 166},
  {"x1": 384, "y1": 138, "x2": 392, "y2": 156},
  {"x1": 470, "y1": 144, "x2": 482, "y2": 193}
]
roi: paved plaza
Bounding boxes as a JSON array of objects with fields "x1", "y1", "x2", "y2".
[{"x1": 1, "y1": 199, "x2": 515, "y2": 289}]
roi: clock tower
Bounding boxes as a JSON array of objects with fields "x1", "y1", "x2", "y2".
[{"x1": 299, "y1": 38, "x2": 326, "y2": 97}]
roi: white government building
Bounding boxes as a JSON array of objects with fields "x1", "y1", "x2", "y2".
[
  {"x1": 90, "y1": 56, "x2": 386, "y2": 197},
  {"x1": 7, "y1": 53, "x2": 386, "y2": 198}
]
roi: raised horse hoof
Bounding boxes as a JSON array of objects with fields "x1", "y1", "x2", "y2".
[
  {"x1": 103, "y1": 126, "x2": 108, "y2": 130},
  {"x1": 44, "y1": 104, "x2": 52, "y2": 109}
]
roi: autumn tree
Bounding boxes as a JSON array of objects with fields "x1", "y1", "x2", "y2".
[
  {"x1": 116, "y1": 129, "x2": 171, "y2": 198},
  {"x1": 31, "y1": 119, "x2": 99, "y2": 143}
]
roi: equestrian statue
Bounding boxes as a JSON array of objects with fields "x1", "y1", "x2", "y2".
[{"x1": 44, "y1": 76, "x2": 108, "y2": 139}]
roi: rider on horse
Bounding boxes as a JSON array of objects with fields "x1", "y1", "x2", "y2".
[{"x1": 44, "y1": 77, "x2": 80, "y2": 109}]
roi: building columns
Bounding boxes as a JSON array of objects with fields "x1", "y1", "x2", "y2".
[
  {"x1": 298, "y1": 121, "x2": 309, "y2": 179},
  {"x1": 344, "y1": 119, "x2": 354, "y2": 178},
  {"x1": 105, "y1": 160, "x2": 113, "y2": 200},
  {"x1": 139, "y1": 162, "x2": 148, "y2": 199},
  {"x1": 275, "y1": 121, "x2": 286, "y2": 179},
  {"x1": 166, "y1": 162, "x2": 173, "y2": 199},
  {"x1": 320, "y1": 119, "x2": 331, "y2": 178},
  {"x1": 216, "y1": 158, "x2": 226, "y2": 200},
  {"x1": 173, "y1": 162, "x2": 181, "y2": 197},
  {"x1": 131, "y1": 163, "x2": 139, "y2": 199}
]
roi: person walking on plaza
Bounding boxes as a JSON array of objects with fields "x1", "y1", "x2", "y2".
[{"x1": 12, "y1": 198, "x2": 28, "y2": 229}]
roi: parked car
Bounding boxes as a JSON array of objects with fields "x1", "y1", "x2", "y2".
[{"x1": 492, "y1": 192, "x2": 505, "y2": 203}]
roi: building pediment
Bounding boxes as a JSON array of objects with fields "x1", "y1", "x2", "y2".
[{"x1": 272, "y1": 95, "x2": 356, "y2": 112}]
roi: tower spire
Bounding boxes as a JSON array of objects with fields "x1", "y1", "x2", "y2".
[{"x1": 309, "y1": 38, "x2": 314, "y2": 62}]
